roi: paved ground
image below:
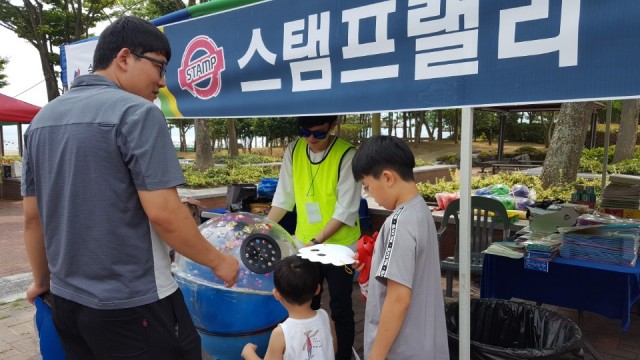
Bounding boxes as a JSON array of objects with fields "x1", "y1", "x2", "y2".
[
  {"x1": 0, "y1": 200, "x2": 30, "y2": 278},
  {"x1": 2, "y1": 199, "x2": 640, "y2": 359}
]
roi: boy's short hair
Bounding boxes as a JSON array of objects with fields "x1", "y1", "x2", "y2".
[
  {"x1": 93, "y1": 16, "x2": 172, "y2": 71},
  {"x1": 273, "y1": 256, "x2": 319, "y2": 306},
  {"x1": 352, "y1": 135, "x2": 415, "y2": 182},
  {"x1": 297, "y1": 115, "x2": 337, "y2": 129}
]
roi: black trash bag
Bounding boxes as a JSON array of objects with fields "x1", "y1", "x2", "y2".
[
  {"x1": 445, "y1": 299, "x2": 584, "y2": 360},
  {"x1": 226, "y1": 183, "x2": 257, "y2": 212}
]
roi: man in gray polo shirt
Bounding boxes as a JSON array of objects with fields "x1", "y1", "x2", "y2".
[{"x1": 22, "y1": 16, "x2": 238, "y2": 359}]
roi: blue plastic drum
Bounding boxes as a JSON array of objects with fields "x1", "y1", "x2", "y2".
[{"x1": 172, "y1": 212, "x2": 297, "y2": 358}]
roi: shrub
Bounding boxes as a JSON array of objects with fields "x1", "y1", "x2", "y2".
[
  {"x1": 415, "y1": 159, "x2": 434, "y2": 166},
  {"x1": 436, "y1": 152, "x2": 459, "y2": 165},
  {"x1": 1, "y1": 156, "x2": 21, "y2": 165},
  {"x1": 212, "y1": 154, "x2": 279, "y2": 164},
  {"x1": 339, "y1": 124, "x2": 367, "y2": 145},
  {"x1": 182, "y1": 163, "x2": 280, "y2": 188},
  {"x1": 513, "y1": 146, "x2": 546, "y2": 160},
  {"x1": 579, "y1": 146, "x2": 640, "y2": 175},
  {"x1": 477, "y1": 150, "x2": 497, "y2": 162},
  {"x1": 609, "y1": 158, "x2": 640, "y2": 175}
]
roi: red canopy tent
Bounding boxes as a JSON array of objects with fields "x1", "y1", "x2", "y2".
[
  {"x1": 0, "y1": 93, "x2": 41, "y2": 124},
  {"x1": 0, "y1": 93, "x2": 41, "y2": 156}
]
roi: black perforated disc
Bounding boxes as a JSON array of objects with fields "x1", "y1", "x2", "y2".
[{"x1": 240, "y1": 233, "x2": 281, "y2": 274}]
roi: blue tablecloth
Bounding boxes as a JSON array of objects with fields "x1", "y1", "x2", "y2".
[{"x1": 481, "y1": 254, "x2": 640, "y2": 331}]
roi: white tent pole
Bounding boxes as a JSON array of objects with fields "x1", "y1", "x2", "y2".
[
  {"x1": 458, "y1": 107, "x2": 473, "y2": 359},
  {"x1": 601, "y1": 102, "x2": 612, "y2": 190}
]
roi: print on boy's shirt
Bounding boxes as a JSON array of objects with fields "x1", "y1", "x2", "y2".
[{"x1": 302, "y1": 328, "x2": 323, "y2": 359}]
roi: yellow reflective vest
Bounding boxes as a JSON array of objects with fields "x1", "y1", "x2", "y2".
[{"x1": 292, "y1": 137, "x2": 360, "y2": 246}]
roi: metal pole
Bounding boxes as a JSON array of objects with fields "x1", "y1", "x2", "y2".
[
  {"x1": 497, "y1": 114, "x2": 506, "y2": 161},
  {"x1": 601, "y1": 102, "x2": 612, "y2": 191},
  {"x1": 459, "y1": 107, "x2": 473, "y2": 360},
  {"x1": 589, "y1": 111, "x2": 598, "y2": 149}
]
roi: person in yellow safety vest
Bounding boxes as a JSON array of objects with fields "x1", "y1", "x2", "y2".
[{"x1": 268, "y1": 115, "x2": 362, "y2": 360}]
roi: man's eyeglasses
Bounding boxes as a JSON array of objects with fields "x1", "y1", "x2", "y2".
[
  {"x1": 299, "y1": 128, "x2": 329, "y2": 139},
  {"x1": 131, "y1": 51, "x2": 167, "y2": 77}
]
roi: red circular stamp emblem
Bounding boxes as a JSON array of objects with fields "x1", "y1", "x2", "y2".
[{"x1": 178, "y1": 35, "x2": 225, "y2": 100}]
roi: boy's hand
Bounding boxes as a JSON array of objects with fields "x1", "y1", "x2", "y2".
[{"x1": 241, "y1": 343, "x2": 258, "y2": 359}]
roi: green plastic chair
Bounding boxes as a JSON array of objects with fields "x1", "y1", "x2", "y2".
[{"x1": 437, "y1": 196, "x2": 511, "y2": 297}]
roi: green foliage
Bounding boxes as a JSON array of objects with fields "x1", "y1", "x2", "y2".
[
  {"x1": 503, "y1": 122, "x2": 546, "y2": 143},
  {"x1": 236, "y1": 118, "x2": 257, "y2": 148},
  {"x1": 609, "y1": 159, "x2": 640, "y2": 175},
  {"x1": 123, "y1": 0, "x2": 184, "y2": 20},
  {"x1": 212, "y1": 154, "x2": 279, "y2": 165},
  {"x1": 0, "y1": 0, "x2": 115, "y2": 100},
  {"x1": 472, "y1": 111, "x2": 499, "y2": 141},
  {"x1": 415, "y1": 159, "x2": 433, "y2": 167},
  {"x1": 579, "y1": 159, "x2": 603, "y2": 174},
  {"x1": 416, "y1": 173, "x2": 602, "y2": 203},
  {"x1": 512, "y1": 146, "x2": 546, "y2": 161},
  {"x1": 1, "y1": 155, "x2": 21, "y2": 165},
  {"x1": 340, "y1": 124, "x2": 367, "y2": 145},
  {"x1": 0, "y1": 56, "x2": 8, "y2": 88},
  {"x1": 581, "y1": 146, "x2": 614, "y2": 162},
  {"x1": 477, "y1": 150, "x2": 497, "y2": 161},
  {"x1": 579, "y1": 146, "x2": 640, "y2": 175},
  {"x1": 251, "y1": 117, "x2": 298, "y2": 148},
  {"x1": 436, "y1": 152, "x2": 459, "y2": 165},
  {"x1": 182, "y1": 163, "x2": 280, "y2": 188},
  {"x1": 181, "y1": 154, "x2": 281, "y2": 188}
]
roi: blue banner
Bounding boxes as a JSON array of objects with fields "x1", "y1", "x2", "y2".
[{"x1": 161, "y1": 0, "x2": 640, "y2": 118}]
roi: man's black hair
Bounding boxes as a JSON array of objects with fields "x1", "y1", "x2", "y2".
[
  {"x1": 93, "y1": 16, "x2": 172, "y2": 71},
  {"x1": 297, "y1": 115, "x2": 337, "y2": 129},
  {"x1": 352, "y1": 135, "x2": 415, "y2": 182},
  {"x1": 273, "y1": 255, "x2": 319, "y2": 305}
]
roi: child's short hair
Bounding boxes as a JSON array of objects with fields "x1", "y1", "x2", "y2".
[
  {"x1": 297, "y1": 115, "x2": 337, "y2": 129},
  {"x1": 352, "y1": 135, "x2": 415, "y2": 182},
  {"x1": 273, "y1": 256, "x2": 319, "y2": 305}
]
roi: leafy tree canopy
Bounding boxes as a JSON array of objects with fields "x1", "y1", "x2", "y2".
[{"x1": 0, "y1": 56, "x2": 8, "y2": 88}]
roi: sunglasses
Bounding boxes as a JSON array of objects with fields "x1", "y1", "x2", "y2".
[
  {"x1": 299, "y1": 128, "x2": 329, "y2": 139},
  {"x1": 131, "y1": 51, "x2": 167, "y2": 77}
]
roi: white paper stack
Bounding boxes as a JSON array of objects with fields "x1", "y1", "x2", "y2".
[{"x1": 601, "y1": 175, "x2": 640, "y2": 210}]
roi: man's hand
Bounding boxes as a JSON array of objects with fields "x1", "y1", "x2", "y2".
[
  {"x1": 26, "y1": 282, "x2": 49, "y2": 305},
  {"x1": 211, "y1": 253, "x2": 240, "y2": 288}
]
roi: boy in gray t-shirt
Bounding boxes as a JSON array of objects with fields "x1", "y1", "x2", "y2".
[{"x1": 352, "y1": 136, "x2": 449, "y2": 360}]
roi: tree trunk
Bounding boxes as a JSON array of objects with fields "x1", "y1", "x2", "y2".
[
  {"x1": 194, "y1": 119, "x2": 213, "y2": 170},
  {"x1": 227, "y1": 118, "x2": 239, "y2": 156},
  {"x1": 414, "y1": 112, "x2": 422, "y2": 143},
  {"x1": 23, "y1": 0, "x2": 60, "y2": 100},
  {"x1": 540, "y1": 102, "x2": 595, "y2": 188},
  {"x1": 402, "y1": 112, "x2": 407, "y2": 139},
  {"x1": 437, "y1": 110, "x2": 443, "y2": 140},
  {"x1": 612, "y1": 99, "x2": 640, "y2": 163},
  {"x1": 453, "y1": 110, "x2": 459, "y2": 144},
  {"x1": 371, "y1": 113, "x2": 381, "y2": 136},
  {"x1": 179, "y1": 120, "x2": 187, "y2": 152},
  {"x1": 543, "y1": 112, "x2": 555, "y2": 149}
]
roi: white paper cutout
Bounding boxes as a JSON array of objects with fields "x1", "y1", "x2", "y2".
[{"x1": 298, "y1": 244, "x2": 355, "y2": 266}]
